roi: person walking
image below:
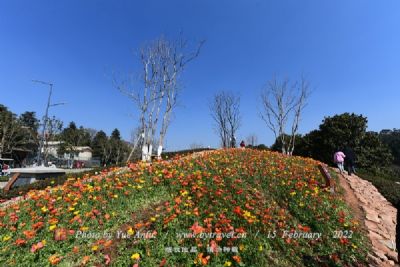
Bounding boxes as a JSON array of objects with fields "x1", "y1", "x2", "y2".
[
  {"x1": 333, "y1": 149, "x2": 346, "y2": 174},
  {"x1": 343, "y1": 146, "x2": 356, "y2": 175},
  {"x1": 240, "y1": 140, "x2": 245, "y2": 149}
]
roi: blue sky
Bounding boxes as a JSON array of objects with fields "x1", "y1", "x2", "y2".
[{"x1": 1, "y1": 0, "x2": 399, "y2": 150}]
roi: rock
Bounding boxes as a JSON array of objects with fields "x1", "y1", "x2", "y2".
[
  {"x1": 375, "y1": 250, "x2": 388, "y2": 261},
  {"x1": 366, "y1": 212, "x2": 381, "y2": 223},
  {"x1": 365, "y1": 220, "x2": 380, "y2": 232},
  {"x1": 385, "y1": 250, "x2": 398, "y2": 263}
]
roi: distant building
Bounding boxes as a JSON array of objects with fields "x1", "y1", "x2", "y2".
[{"x1": 42, "y1": 141, "x2": 93, "y2": 161}]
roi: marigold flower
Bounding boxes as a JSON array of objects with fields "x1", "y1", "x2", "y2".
[
  {"x1": 48, "y1": 255, "x2": 62, "y2": 265},
  {"x1": 2, "y1": 235, "x2": 11, "y2": 242},
  {"x1": 131, "y1": 253, "x2": 140, "y2": 260}
]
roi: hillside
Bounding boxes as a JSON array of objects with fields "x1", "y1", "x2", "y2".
[{"x1": 0, "y1": 149, "x2": 370, "y2": 266}]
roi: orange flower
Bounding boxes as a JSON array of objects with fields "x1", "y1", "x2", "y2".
[
  {"x1": 232, "y1": 255, "x2": 241, "y2": 263},
  {"x1": 81, "y1": 256, "x2": 90, "y2": 265},
  {"x1": 54, "y1": 228, "x2": 67, "y2": 241},
  {"x1": 32, "y1": 221, "x2": 44, "y2": 230},
  {"x1": 48, "y1": 255, "x2": 62, "y2": 265},
  {"x1": 197, "y1": 253, "x2": 210, "y2": 266},
  {"x1": 190, "y1": 222, "x2": 204, "y2": 235},
  {"x1": 15, "y1": 238, "x2": 27, "y2": 246},
  {"x1": 23, "y1": 230, "x2": 36, "y2": 239}
]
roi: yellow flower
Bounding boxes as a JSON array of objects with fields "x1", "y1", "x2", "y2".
[
  {"x1": 92, "y1": 245, "x2": 98, "y2": 251},
  {"x1": 49, "y1": 225, "x2": 57, "y2": 231},
  {"x1": 136, "y1": 185, "x2": 143, "y2": 189},
  {"x1": 2, "y1": 236, "x2": 11, "y2": 242},
  {"x1": 56, "y1": 196, "x2": 62, "y2": 201},
  {"x1": 73, "y1": 211, "x2": 80, "y2": 215},
  {"x1": 150, "y1": 217, "x2": 156, "y2": 222},
  {"x1": 258, "y1": 245, "x2": 263, "y2": 251},
  {"x1": 131, "y1": 253, "x2": 140, "y2": 260},
  {"x1": 80, "y1": 226, "x2": 89, "y2": 231},
  {"x1": 69, "y1": 207, "x2": 75, "y2": 211},
  {"x1": 224, "y1": 261, "x2": 232, "y2": 266},
  {"x1": 290, "y1": 191, "x2": 296, "y2": 196},
  {"x1": 127, "y1": 228, "x2": 135, "y2": 235},
  {"x1": 239, "y1": 244, "x2": 245, "y2": 251},
  {"x1": 113, "y1": 194, "x2": 118, "y2": 198},
  {"x1": 41, "y1": 206, "x2": 48, "y2": 213}
]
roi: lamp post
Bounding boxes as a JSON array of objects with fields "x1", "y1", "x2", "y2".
[{"x1": 32, "y1": 80, "x2": 65, "y2": 166}]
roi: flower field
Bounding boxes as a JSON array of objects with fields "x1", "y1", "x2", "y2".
[{"x1": 0, "y1": 149, "x2": 370, "y2": 266}]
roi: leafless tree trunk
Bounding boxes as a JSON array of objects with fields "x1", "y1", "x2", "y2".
[
  {"x1": 260, "y1": 76, "x2": 310, "y2": 155},
  {"x1": 116, "y1": 35, "x2": 204, "y2": 162},
  {"x1": 42, "y1": 116, "x2": 62, "y2": 165},
  {"x1": 246, "y1": 134, "x2": 258, "y2": 147},
  {"x1": 210, "y1": 91, "x2": 241, "y2": 148}
]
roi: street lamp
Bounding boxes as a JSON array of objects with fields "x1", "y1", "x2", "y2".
[{"x1": 32, "y1": 80, "x2": 65, "y2": 166}]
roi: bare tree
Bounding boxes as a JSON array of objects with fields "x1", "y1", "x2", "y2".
[
  {"x1": 260, "y1": 76, "x2": 310, "y2": 155},
  {"x1": 42, "y1": 116, "x2": 63, "y2": 164},
  {"x1": 210, "y1": 91, "x2": 241, "y2": 148},
  {"x1": 116, "y1": 35, "x2": 204, "y2": 162},
  {"x1": 246, "y1": 134, "x2": 258, "y2": 147}
]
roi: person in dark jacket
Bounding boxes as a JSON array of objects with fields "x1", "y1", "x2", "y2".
[
  {"x1": 343, "y1": 146, "x2": 356, "y2": 175},
  {"x1": 240, "y1": 140, "x2": 245, "y2": 148}
]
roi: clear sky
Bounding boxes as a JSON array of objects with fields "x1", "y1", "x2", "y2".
[{"x1": 1, "y1": 0, "x2": 399, "y2": 150}]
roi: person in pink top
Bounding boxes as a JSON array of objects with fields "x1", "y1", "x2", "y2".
[{"x1": 333, "y1": 149, "x2": 346, "y2": 173}]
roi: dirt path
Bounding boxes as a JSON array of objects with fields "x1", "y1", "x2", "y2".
[{"x1": 335, "y1": 169, "x2": 398, "y2": 266}]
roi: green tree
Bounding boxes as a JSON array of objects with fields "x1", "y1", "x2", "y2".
[
  {"x1": 356, "y1": 131, "x2": 393, "y2": 171},
  {"x1": 58, "y1": 122, "x2": 91, "y2": 156},
  {"x1": 379, "y1": 129, "x2": 400, "y2": 165},
  {"x1": 109, "y1": 128, "x2": 129, "y2": 165},
  {"x1": 0, "y1": 105, "x2": 37, "y2": 160},
  {"x1": 307, "y1": 113, "x2": 368, "y2": 163},
  {"x1": 91, "y1": 131, "x2": 112, "y2": 165},
  {"x1": 298, "y1": 113, "x2": 392, "y2": 171}
]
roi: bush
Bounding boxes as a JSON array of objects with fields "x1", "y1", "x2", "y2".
[{"x1": 357, "y1": 168, "x2": 400, "y2": 206}]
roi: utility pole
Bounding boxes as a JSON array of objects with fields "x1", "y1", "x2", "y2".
[{"x1": 32, "y1": 80, "x2": 65, "y2": 166}]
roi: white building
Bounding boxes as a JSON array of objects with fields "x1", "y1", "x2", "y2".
[{"x1": 42, "y1": 141, "x2": 93, "y2": 161}]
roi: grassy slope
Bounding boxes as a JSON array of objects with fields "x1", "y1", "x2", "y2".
[{"x1": 0, "y1": 149, "x2": 370, "y2": 266}]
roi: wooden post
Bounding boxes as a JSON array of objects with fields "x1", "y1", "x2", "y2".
[
  {"x1": 3, "y1": 173, "x2": 20, "y2": 192},
  {"x1": 318, "y1": 164, "x2": 335, "y2": 193}
]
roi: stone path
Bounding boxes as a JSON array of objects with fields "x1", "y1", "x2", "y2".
[{"x1": 336, "y1": 170, "x2": 398, "y2": 266}]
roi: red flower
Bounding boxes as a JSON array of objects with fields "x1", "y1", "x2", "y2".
[
  {"x1": 15, "y1": 238, "x2": 27, "y2": 246},
  {"x1": 190, "y1": 222, "x2": 205, "y2": 235},
  {"x1": 233, "y1": 206, "x2": 242, "y2": 216}
]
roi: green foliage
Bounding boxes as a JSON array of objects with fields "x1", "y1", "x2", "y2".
[
  {"x1": 355, "y1": 132, "x2": 393, "y2": 171},
  {"x1": 91, "y1": 130, "x2": 130, "y2": 165},
  {"x1": 0, "y1": 105, "x2": 39, "y2": 160},
  {"x1": 379, "y1": 129, "x2": 400, "y2": 165},
  {"x1": 294, "y1": 113, "x2": 392, "y2": 171},
  {"x1": 357, "y1": 168, "x2": 400, "y2": 206}
]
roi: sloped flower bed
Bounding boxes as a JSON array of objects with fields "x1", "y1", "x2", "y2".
[{"x1": 0, "y1": 149, "x2": 369, "y2": 266}]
